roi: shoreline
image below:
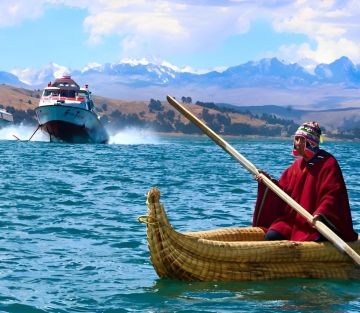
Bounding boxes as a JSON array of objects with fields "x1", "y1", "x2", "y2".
[{"x1": 154, "y1": 132, "x2": 355, "y2": 142}]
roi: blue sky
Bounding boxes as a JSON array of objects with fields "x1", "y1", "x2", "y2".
[{"x1": 1, "y1": 1, "x2": 359, "y2": 73}]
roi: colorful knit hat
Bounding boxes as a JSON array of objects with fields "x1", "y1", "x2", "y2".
[{"x1": 294, "y1": 121, "x2": 322, "y2": 146}]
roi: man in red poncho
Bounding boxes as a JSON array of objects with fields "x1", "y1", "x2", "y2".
[{"x1": 253, "y1": 121, "x2": 358, "y2": 241}]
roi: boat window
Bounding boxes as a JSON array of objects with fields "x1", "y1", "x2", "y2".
[
  {"x1": 76, "y1": 91, "x2": 89, "y2": 99},
  {"x1": 43, "y1": 90, "x2": 60, "y2": 97},
  {"x1": 60, "y1": 90, "x2": 76, "y2": 98}
]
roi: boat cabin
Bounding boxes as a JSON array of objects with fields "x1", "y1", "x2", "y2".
[{"x1": 39, "y1": 76, "x2": 95, "y2": 111}]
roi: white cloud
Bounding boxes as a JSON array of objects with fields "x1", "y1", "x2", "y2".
[
  {"x1": 79, "y1": 0, "x2": 360, "y2": 65},
  {"x1": 0, "y1": 0, "x2": 46, "y2": 27},
  {"x1": 2, "y1": 0, "x2": 360, "y2": 67},
  {"x1": 81, "y1": 1, "x2": 255, "y2": 62},
  {"x1": 272, "y1": 0, "x2": 360, "y2": 64}
]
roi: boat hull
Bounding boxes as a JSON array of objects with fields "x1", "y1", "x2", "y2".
[
  {"x1": 0, "y1": 119, "x2": 12, "y2": 128},
  {"x1": 141, "y1": 188, "x2": 360, "y2": 281},
  {"x1": 35, "y1": 105, "x2": 109, "y2": 143}
]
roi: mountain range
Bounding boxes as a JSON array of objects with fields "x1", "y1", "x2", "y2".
[{"x1": 2, "y1": 56, "x2": 360, "y2": 111}]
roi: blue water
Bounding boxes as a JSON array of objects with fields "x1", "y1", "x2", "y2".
[{"x1": 1, "y1": 134, "x2": 360, "y2": 313}]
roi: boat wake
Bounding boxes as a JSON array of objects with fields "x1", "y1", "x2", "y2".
[
  {"x1": 108, "y1": 127, "x2": 161, "y2": 145},
  {"x1": 0, "y1": 125, "x2": 161, "y2": 144},
  {"x1": 0, "y1": 124, "x2": 49, "y2": 142}
]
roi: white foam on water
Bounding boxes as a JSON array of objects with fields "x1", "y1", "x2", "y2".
[
  {"x1": 0, "y1": 124, "x2": 49, "y2": 142},
  {"x1": 0, "y1": 125, "x2": 162, "y2": 144},
  {"x1": 108, "y1": 127, "x2": 161, "y2": 145}
]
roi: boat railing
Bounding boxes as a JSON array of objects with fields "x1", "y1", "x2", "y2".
[
  {"x1": 44, "y1": 95, "x2": 87, "y2": 102},
  {"x1": 40, "y1": 97, "x2": 91, "y2": 111}
]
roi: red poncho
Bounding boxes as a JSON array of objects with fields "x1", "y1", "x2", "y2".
[{"x1": 253, "y1": 150, "x2": 358, "y2": 241}]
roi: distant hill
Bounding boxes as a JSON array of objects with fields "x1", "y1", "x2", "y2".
[
  {"x1": 0, "y1": 84, "x2": 359, "y2": 139},
  {"x1": 217, "y1": 103, "x2": 360, "y2": 132}
]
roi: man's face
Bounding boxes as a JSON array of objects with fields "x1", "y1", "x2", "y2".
[{"x1": 294, "y1": 136, "x2": 306, "y2": 157}]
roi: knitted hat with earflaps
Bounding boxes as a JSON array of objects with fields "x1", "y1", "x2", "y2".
[{"x1": 294, "y1": 121, "x2": 322, "y2": 146}]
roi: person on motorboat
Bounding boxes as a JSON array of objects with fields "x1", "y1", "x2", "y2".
[{"x1": 253, "y1": 121, "x2": 358, "y2": 242}]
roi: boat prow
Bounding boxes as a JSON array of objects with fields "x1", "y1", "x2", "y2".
[
  {"x1": 140, "y1": 187, "x2": 360, "y2": 281},
  {"x1": 36, "y1": 105, "x2": 109, "y2": 143}
]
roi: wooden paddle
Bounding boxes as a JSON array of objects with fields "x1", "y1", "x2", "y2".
[{"x1": 166, "y1": 95, "x2": 360, "y2": 266}]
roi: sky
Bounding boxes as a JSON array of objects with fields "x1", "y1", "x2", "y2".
[{"x1": 1, "y1": 0, "x2": 360, "y2": 74}]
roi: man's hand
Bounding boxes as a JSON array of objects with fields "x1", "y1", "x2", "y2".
[{"x1": 255, "y1": 170, "x2": 271, "y2": 183}]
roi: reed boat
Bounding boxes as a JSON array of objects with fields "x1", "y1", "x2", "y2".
[
  {"x1": 140, "y1": 187, "x2": 360, "y2": 281},
  {"x1": 35, "y1": 76, "x2": 109, "y2": 143}
]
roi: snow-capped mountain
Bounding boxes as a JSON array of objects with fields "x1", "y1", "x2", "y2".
[
  {"x1": 314, "y1": 56, "x2": 360, "y2": 84},
  {"x1": 1, "y1": 56, "x2": 360, "y2": 109},
  {"x1": 0, "y1": 71, "x2": 27, "y2": 87},
  {"x1": 10, "y1": 63, "x2": 71, "y2": 86},
  {"x1": 79, "y1": 61, "x2": 178, "y2": 85},
  {"x1": 6, "y1": 56, "x2": 360, "y2": 88}
]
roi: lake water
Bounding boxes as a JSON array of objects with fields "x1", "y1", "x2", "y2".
[{"x1": 0, "y1": 126, "x2": 360, "y2": 312}]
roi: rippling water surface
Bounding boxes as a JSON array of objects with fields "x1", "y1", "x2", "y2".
[{"x1": 0, "y1": 133, "x2": 360, "y2": 312}]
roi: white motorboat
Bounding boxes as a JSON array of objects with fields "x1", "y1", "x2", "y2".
[
  {"x1": 0, "y1": 108, "x2": 14, "y2": 128},
  {"x1": 35, "y1": 76, "x2": 109, "y2": 143}
]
